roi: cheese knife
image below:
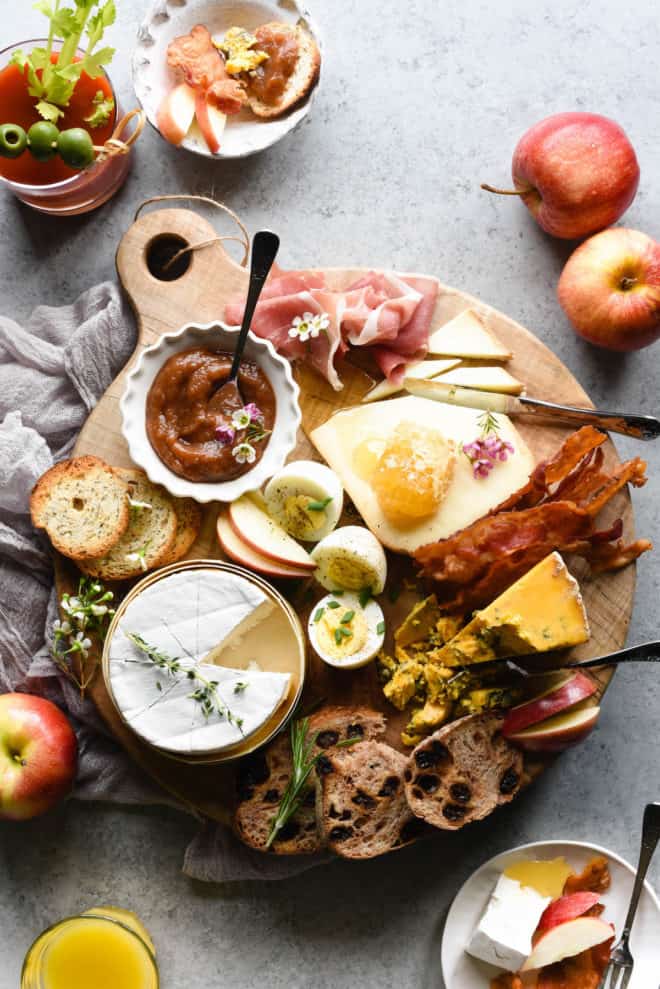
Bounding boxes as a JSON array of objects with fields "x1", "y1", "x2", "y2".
[
  {"x1": 402, "y1": 376, "x2": 660, "y2": 440},
  {"x1": 455, "y1": 639, "x2": 660, "y2": 681}
]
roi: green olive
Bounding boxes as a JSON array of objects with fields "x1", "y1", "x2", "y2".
[
  {"x1": 58, "y1": 128, "x2": 95, "y2": 169},
  {"x1": 0, "y1": 123, "x2": 28, "y2": 159},
  {"x1": 27, "y1": 121, "x2": 60, "y2": 161}
]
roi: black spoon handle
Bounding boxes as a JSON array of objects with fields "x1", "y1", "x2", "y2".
[{"x1": 229, "y1": 230, "x2": 280, "y2": 381}]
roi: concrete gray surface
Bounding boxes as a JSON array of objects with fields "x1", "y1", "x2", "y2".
[{"x1": 1, "y1": 1, "x2": 660, "y2": 986}]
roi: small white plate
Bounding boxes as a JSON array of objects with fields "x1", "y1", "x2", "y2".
[
  {"x1": 441, "y1": 840, "x2": 660, "y2": 989},
  {"x1": 120, "y1": 322, "x2": 301, "y2": 503},
  {"x1": 133, "y1": 0, "x2": 321, "y2": 159}
]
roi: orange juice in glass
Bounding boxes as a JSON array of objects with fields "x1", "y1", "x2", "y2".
[{"x1": 21, "y1": 907, "x2": 159, "y2": 989}]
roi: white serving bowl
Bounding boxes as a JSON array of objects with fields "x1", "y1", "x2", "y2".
[
  {"x1": 133, "y1": 0, "x2": 321, "y2": 159},
  {"x1": 120, "y1": 322, "x2": 301, "y2": 503}
]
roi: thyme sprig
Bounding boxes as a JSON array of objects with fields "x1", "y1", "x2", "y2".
[
  {"x1": 52, "y1": 576, "x2": 115, "y2": 695},
  {"x1": 266, "y1": 719, "x2": 361, "y2": 848},
  {"x1": 125, "y1": 632, "x2": 244, "y2": 731}
]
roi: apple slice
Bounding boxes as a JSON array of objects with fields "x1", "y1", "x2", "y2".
[
  {"x1": 217, "y1": 512, "x2": 312, "y2": 579},
  {"x1": 194, "y1": 91, "x2": 227, "y2": 154},
  {"x1": 507, "y1": 700, "x2": 600, "y2": 753},
  {"x1": 228, "y1": 494, "x2": 317, "y2": 571},
  {"x1": 502, "y1": 671, "x2": 597, "y2": 737},
  {"x1": 522, "y1": 916, "x2": 613, "y2": 971},
  {"x1": 537, "y1": 892, "x2": 601, "y2": 934},
  {"x1": 156, "y1": 83, "x2": 197, "y2": 145}
]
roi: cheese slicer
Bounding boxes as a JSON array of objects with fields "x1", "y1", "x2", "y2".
[{"x1": 403, "y1": 376, "x2": 660, "y2": 440}]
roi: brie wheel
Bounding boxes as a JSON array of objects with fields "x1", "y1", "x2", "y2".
[{"x1": 107, "y1": 569, "x2": 291, "y2": 754}]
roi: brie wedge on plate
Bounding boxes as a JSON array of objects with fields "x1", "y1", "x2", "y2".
[
  {"x1": 467, "y1": 873, "x2": 551, "y2": 971},
  {"x1": 107, "y1": 569, "x2": 291, "y2": 755}
]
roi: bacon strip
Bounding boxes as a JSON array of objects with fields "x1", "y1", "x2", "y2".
[{"x1": 415, "y1": 428, "x2": 651, "y2": 611}]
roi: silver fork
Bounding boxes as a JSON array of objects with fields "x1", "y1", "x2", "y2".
[{"x1": 598, "y1": 802, "x2": 660, "y2": 989}]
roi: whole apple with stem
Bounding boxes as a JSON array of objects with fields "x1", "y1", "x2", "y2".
[
  {"x1": 482, "y1": 112, "x2": 640, "y2": 239},
  {"x1": 558, "y1": 227, "x2": 660, "y2": 351},
  {"x1": 0, "y1": 693, "x2": 77, "y2": 821}
]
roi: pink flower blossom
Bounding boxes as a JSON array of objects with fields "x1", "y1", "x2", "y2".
[
  {"x1": 473, "y1": 458, "x2": 493, "y2": 479},
  {"x1": 244, "y1": 402, "x2": 264, "y2": 425},
  {"x1": 216, "y1": 425, "x2": 236, "y2": 446}
]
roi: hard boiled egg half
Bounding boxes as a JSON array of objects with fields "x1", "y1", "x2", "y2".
[
  {"x1": 308, "y1": 592, "x2": 385, "y2": 669},
  {"x1": 310, "y1": 526, "x2": 387, "y2": 594},
  {"x1": 264, "y1": 460, "x2": 343, "y2": 542}
]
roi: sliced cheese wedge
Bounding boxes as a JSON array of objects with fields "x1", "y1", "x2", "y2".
[
  {"x1": 362, "y1": 358, "x2": 461, "y2": 403},
  {"x1": 107, "y1": 568, "x2": 291, "y2": 754},
  {"x1": 435, "y1": 365, "x2": 524, "y2": 395},
  {"x1": 427, "y1": 309, "x2": 512, "y2": 361},
  {"x1": 435, "y1": 552, "x2": 590, "y2": 667}
]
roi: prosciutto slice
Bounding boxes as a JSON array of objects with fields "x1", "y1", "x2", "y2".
[{"x1": 224, "y1": 267, "x2": 438, "y2": 390}]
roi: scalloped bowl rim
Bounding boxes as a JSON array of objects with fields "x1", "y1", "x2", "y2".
[
  {"x1": 120, "y1": 321, "x2": 301, "y2": 503},
  {"x1": 132, "y1": 0, "x2": 322, "y2": 160}
]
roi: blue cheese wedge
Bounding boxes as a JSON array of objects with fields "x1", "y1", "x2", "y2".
[
  {"x1": 107, "y1": 569, "x2": 291, "y2": 755},
  {"x1": 467, "y1": 873, "x2": 551, "y2": 971}
]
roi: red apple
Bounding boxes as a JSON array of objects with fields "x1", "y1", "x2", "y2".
[
  {"x1": 522, "y1": 916, "x2": 613, "y2": 970},
  {"x1": 537, "y1": 892, "x2": 601, "y2": 933},
  {"x1": 558, "y1": 227, "x2": 660, "y2": 350},
  {"x1": 483, "y1": 112, "x2": 639, "y2": 239},
  {"x1": 0, "y1": 693, "x2": 77, "y2": 821},
  {"x1": 217, "y1": 512, "x2": 311, "y2": 579},
  {"x1": 507, "y1": 701, "x2": 600, "y2": 753},
  {"x1": 194, "y1": 91, "x2": 227, "y2": 154},
  {"x1": 228, "y1": 495, "x2": 317, "y2": 572},
  {"x1": 502, "y1": 671, "x2": 597, "y2": 737},
  {"x1": 156, "y1": 82, "x2": 197, "y2": 146}
]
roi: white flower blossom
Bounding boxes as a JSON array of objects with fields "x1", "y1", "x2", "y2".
[
  {"x1": 128, "y1": 496, "x2": 152, "y2": 511},
  {"x1": 125, "y1": 547, "x2": 149, "y2": 571},
  {"x1": 232, "y1": 442, "x2": 257, "y2": 465},
  {"x1": 231, "y1": 408, "x2": 252, "y2": 430},
  {"x1": 288, "y1": 311, "x2": 330, "y2": 343},
  {"x1": 53, "y1": 619, "x2": 72, "y2": 636}
]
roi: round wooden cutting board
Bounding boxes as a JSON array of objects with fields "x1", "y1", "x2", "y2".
[{"x1": 55, "y1": 206, "x2": 636, "y2": 826}]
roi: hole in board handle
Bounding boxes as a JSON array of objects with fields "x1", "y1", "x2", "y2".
[{"x1": 146, "y1": 234, "x2": 192, "y2": 282}]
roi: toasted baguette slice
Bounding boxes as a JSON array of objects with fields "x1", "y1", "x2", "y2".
[
  {"x1": 316, "y1": 741, "x2": 423, "y2": 859},
  {"x1": 30, "y1": 456, "x2": 130, "y2": 560},
  {"x1": 404, "y1": 713, "x2": 523, "y2": 831},
  {"x1": 162, "y1": 497, "x2": 202, "y2": 565},
  {"x1": 246, "y1": 23, "x2": 321, "y2": 120},
  {"x1": 79, "y1": 470, "x2": 177, "y2": 581},
  {"x1": 233, "y1": 706, "x2": 385, "y2": 855}
]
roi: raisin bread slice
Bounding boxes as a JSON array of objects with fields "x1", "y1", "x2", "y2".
[
  {"x1": 233, "y1": 706, "x2": 385, "y2": 855},
  {"x1": 316, "y1": 741, "x2": 424, "y2": 859},
  {"x1": 404, "y1": 713, "x2": 523, "y2": 831}
]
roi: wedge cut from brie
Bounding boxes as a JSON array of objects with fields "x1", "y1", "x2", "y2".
[
  {"x1": 108, "y1": 569, "x2": 291, "y2": 754},
  {"x1": 467, "y1": 873, "x2": 551, "y2": 971}
]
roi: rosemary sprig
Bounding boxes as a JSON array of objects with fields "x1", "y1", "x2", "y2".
[
  {"x1": 477, "y1": 409, "x2": 501, "y2": 436},
  {"x1": 266, "y1": 719, "x2": 362, "y2": 848},
  {"x1": 125, "y1": 632, "x2": 244, "y2": 731},
  {"x1": 267, "y1": 718, "x2": 317, "y2": 848}
]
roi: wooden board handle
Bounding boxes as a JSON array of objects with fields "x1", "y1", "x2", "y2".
[{"x1": 116, "y1": 207, "x2": 250, "y2": 348}]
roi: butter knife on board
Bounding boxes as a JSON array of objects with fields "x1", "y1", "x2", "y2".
[{"x1": 402, "y1": 377, "x2": 660, "y2": 441}]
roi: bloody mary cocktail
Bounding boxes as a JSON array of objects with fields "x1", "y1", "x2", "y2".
[{"x1": 0, "y1": 40, "x2": 133, "y2": 215}]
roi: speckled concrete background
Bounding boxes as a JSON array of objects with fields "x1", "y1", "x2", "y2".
[{"x1": 1, "y1": 1, "x2": 659, "y2": 987}]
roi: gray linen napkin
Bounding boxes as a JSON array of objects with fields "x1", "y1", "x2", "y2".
[{"x1": 0, "y1": 282, "x2": 324, "y2": 882}]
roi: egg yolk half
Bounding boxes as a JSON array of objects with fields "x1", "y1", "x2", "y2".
[
  {"x1": 316, "y1": 604, "x2": 369, "y2": 660},
  {"x1": 371, "y1": 422, "x2": 455, "y2": 526},
  {"x1": 282, "y1": 494, "x2": 329, "y2": 539}
]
